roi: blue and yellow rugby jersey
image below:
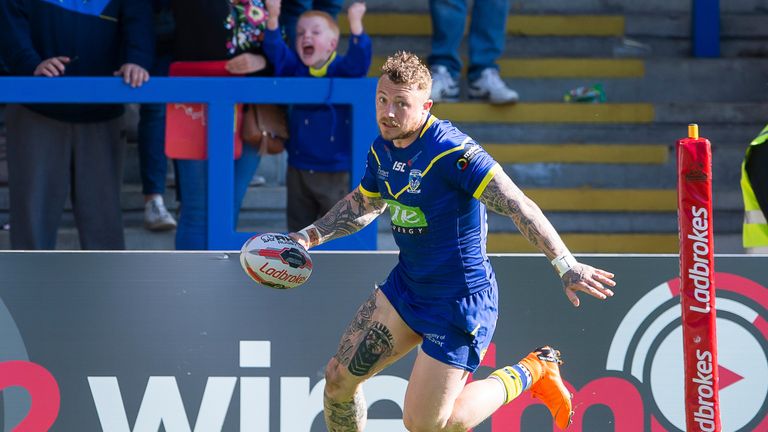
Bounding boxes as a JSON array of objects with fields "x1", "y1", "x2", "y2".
[{"x1": 359, "y1": 115, "x2": 501, "y2": 298}]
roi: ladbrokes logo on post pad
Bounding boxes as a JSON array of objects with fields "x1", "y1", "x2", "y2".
[
  {"x1": 385, "y1": 200, "x2": 427, "y2": 235},
  {"x1": 606, "y1": 272, "x2": 768, "y2": 431},
  {"x1": 487, "y1": 271, "x2": 768, "y2": 431}
]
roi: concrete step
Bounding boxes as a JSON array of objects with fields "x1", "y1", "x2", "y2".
[
  {"x1": 341, "y1": 14, "x2": 626, "y2": 37},
  {"x1": 362, "y1": 0, "x2": 763, "y2": 15},
  {"x1": 345, "y1": 12, "x2": 768, "y2": 39},
  {"x1": 366, "y1": 58, "x2": 768, "y2": 103},
  {"x1": 524, "y1": 188, "x2": 676, "y2": 211},
  {"x1": 485, "y1": 210, "x2": 743, "y2": 234},
  {"x1": 432, "y1": 102, "x2": 654, "y2": 123},
  {"x1": 449, "y1": 123, "x2": 762, "y2": 146},
  {"x1": 365, "y1": 33, "x2": 767, "y2": 59},
  {"x1": 501, "y1": 145, "x2": 745, "y2": 190},
  {"x1": 486, "y1": 143, "x2": 668, "y2": 164},
  {"x1": 242, "y1": 186, "x2": 705, "y2": 213},
  {"x1": 0, "y1": 181, "x2": 742, "y2": 217},
  {"x1": 387, "y1": 231, "x2": 743, "y2": 254},
  {"x1": 629, "y1": 13, "x2": 768, "y2": 38},
  {"x1": 431, "y1": 102, "x2": 768, "y2": 124},
  {"x1": 369, "y1": 57, "x2": 646, "y2": 78},
  {"x1": 366, "y1": 34, "x2": 672, "y2": 59}
]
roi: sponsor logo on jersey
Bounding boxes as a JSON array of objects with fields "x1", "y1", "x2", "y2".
[
  {"x1": 456, "y1": 143, "x2": 482, "y2": 170},
  {"x1": 393, "y1": 161, "x2": 407, "y2": 172},
  {"x1": 408, "y1": 169, "x2": 423, "y2": 194},
  {"x1": 385, "y1": 200, "x2": 428, "y2": 235},
  {"x1": 377, "y1": 168, "x2": 389, "y2": 180}
]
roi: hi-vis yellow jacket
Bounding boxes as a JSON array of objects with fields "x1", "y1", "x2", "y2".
[{"x1": 742, "y1": 125, "x2": 768, "y2": 251}]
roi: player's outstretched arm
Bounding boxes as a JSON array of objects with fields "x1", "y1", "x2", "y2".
[
  {"x1": 478, "y1": 166, "x2": 616, "y2": 306},
  {"x1": 291, "y1": 187, "x2": 387, "y2": 249}
]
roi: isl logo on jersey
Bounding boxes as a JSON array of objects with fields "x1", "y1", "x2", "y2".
[{"x1": 408, "y1": 170, "x2": 422, "y2": 194}]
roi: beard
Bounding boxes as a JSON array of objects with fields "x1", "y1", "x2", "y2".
[{"x1": 380, "y1": 122, "x2": 420, "y2": 142}]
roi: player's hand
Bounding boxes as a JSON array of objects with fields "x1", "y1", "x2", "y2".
[
  {"x1": 226, "y1": 53, "x2": 267, "y2": 74},
  {"x1": 265, "y1": 0, "x2": 281, "y2": 29},
  {"x1": 34, "y1": 57, "x2": 71, "y2": 77},
  {"x1": 288, "y1": 232, "x2": 311, "y2": 250},
  {"x1": 114, "y1": 63, "x2": 149, "y2": 88},
  {"x1": 561, "y1": 263, "x2": 615, "y2": 307},
  {"x1": 347, "y1": 2, "x2": 366, "y2": 35}
]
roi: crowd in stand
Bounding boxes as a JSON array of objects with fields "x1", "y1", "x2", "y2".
[{"x1": 0, "y1": 0, "x2": 519, "y2": 250}]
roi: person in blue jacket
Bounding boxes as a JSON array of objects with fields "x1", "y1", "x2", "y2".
[
  {"x1": 0, "y1": 0, "x2": 153, "y2": 249},
  {"x1": 263, "y1": 0, "x2": 371, "y2": 231}
]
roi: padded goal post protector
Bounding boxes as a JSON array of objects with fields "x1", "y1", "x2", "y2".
[{"x1": 676, "y1": 124, "x2": 722, "y2": 432}]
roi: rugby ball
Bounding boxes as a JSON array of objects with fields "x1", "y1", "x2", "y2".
[{"x1": 240, "y1": 233, "x2": 313, "y2": 289}]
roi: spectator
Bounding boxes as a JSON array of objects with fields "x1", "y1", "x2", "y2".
[
  {"x1": 263, "y1": 0, "x2": 371, "y2": 232},
  {"x1": 0, "y1": 0, "x2": 153, "y2": 250},
  {"x1": 279, "y1": 0, "x2": 344, "y2": 47},
  {"x1": 428, "y1": 0, "x2": 519, "y2": 104},
  {"x1": 170, "y1": 0, "x2": 271, "y2": 249},
  {"x1": 139, "y1": 0, "x2": 177, "y2": 232},
  {"x1": 742, "y1": 124, "x2": 768, "y2": 253}
]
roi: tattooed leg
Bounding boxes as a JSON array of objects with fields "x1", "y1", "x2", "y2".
[
  {"x1": 324, "y1": 389, "x2": 367, "y2": 432},
  {"x1": 323, "y1": 288, "x2": 421, "y2": 431},
  {"x1": 335, "y1": 291, "x2": 378, "y2": 365},
  {"x1": 347, "y1": 322, "x2": 394, "y2": 376}
]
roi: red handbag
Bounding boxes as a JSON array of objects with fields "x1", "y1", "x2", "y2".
[{"x1": 164, "y1": 61, "x2": 243, "y2": 160}]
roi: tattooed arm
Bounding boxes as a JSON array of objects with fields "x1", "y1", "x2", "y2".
[
  {"x1": 291, "y1": 187, "x2": 387, "y2": 249},
  {"x1": 478, "y1": 165, "x2": 616, "y2": 306}
]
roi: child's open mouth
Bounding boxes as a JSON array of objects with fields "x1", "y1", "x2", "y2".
[{"x1": 302, "y1": 46, "x2": 315, "y2": 56}]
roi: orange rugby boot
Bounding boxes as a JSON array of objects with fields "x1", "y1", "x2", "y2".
[{"x1": 518, "y1": 346, "x2": 573, "y2": 430}]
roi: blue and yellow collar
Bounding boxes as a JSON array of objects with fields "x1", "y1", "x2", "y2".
[{"x1": 309, "y1": 51, "x2": 337, "y2": 77}]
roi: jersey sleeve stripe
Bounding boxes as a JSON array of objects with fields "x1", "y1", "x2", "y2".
[
  {"x1": 473, "y1": 163, "x2": 500, "y2": 199},
  {"x1": 358, "y1": 184, "x2": 381, "y2": 197}
]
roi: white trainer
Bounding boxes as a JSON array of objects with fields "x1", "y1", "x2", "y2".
[
  {"x1": 430, "y1": 65, "x2": 460, "y2": 103},
  {"x1": 144, "y1": 195, "x2": 177, "y2": 231},
  {"x1": 468, "y1": 68, "x2": 519, "y2": 104}
]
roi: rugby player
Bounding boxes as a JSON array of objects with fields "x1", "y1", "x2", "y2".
[{"x1": 290, "y1": 51, "x2": 616, "y2": 431}]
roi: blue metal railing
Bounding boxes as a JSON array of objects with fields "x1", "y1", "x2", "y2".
[
  {"x1": 0, "y1": 77, "x2": 379, "y2": 250},
  {"x1": 693, "y1": 0, "x2": 720, "y2": 58}
]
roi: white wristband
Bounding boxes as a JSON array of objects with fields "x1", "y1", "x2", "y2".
[
  {"x1": 297, "y1": 224, "x2": 319, "y2": 247},
  {"x1": 551, "y1": 253, "x2": 577, "y2": 277}
]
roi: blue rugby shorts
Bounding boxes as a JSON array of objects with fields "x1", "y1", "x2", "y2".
[{"x1": 379, "y1": 270, "x2": 498, "y2": 372}]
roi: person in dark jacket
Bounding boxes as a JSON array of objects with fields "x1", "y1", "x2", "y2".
[
  {"x1": 264, "y1": 0, "x2": 371, "y2": 231},
  {"x1": 0, "y1": 0, "x2": 153, "y2": 249}
]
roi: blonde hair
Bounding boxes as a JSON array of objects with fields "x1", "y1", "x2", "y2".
[
  {"x1": 380, "y1": 51, "x2": 432, "y2": 92},
  {"x1": 298, "y1": 10, "x2": 340, "y2": 39}
]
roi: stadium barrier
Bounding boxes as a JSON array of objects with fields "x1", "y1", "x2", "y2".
[
  {"x1": 0, "y1": 77, "x2": 379, "y2": 250},
  {"x1": 0, "y1": 252, "x2": 765, "y2": 431},
  {"x1": 693, "y1": 0, "x2": 720, "y2": 58}
]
